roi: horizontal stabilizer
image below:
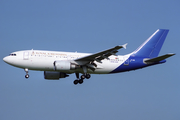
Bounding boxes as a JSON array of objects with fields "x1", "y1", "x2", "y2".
[{"x1": 144, "y1": 53, "x2": 175, "y2": 63}]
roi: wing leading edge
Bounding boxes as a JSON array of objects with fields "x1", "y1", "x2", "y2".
[{"x1": 75, "y1": 43, "x2": 128, "y2": 63}]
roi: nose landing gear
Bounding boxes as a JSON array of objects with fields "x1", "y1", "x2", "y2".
[{"x1": 24, "y1": 68, "x2": 29, "y2": 78}]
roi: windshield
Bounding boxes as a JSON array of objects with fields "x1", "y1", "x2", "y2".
[{"x1": 9, "y1": 53, "x2": 16, "y2": 56}]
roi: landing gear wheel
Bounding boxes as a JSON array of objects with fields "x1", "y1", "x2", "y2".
[
  {"x1": 25, "y1": 74, "x2": 29, "y2": 79},
  {"x1": 81, "y1": 75, "x2": 86, "y2": 79},
  {"x1": 24, "y1": 68, "x2": 29, "y2": 79},
  {"x1": 86, "y1": 74, "x2": 91, "y2": 79},
  {"x1": 79, "y1": 79, "x2": 84, "y2": 84},
  {"x1": 74, "y1": 80, "x2": 79, "y2": 85}
]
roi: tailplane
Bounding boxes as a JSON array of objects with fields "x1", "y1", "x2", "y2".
[
  {"x1": 144, "y1": 53, "x2": 175, "y2": 64},
  {"x1": 132, "y1": 29, "x2": 169, "y2": 58}
]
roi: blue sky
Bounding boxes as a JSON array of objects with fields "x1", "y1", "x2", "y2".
[{"x1": 0, "y1": 0, "x2": 180, "y2": 120}]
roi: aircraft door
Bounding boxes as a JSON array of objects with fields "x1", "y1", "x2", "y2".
[
  {"x1": 123, "y1": 56, "x2": 129, "y2": 66},
  {"x1": 23, "y1": 52, "x2": 29, "y2": 60}
]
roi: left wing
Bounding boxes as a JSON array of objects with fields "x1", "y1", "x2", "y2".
[{"x1": 75, "y1": 43, "x2": 128, "y2": 63}]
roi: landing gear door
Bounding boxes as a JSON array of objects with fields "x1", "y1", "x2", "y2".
[
  {"x1": 23, "y1": 52, "x2": 29, "y2": 60},
  {"x1": 123, "y1": 56, "x2": 129, "y2": 66}
]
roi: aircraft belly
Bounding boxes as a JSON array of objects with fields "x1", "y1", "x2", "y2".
[
  {"x1": 14, "y1": 58, "x2": 54, "y2": 71},
  {"x1": 30, "y1": 59, "x2": 54, "y2": 70}
]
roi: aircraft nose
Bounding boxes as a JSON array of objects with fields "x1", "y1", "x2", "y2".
[
  {"x1": 3, "y1": 56, "x2": 7, "y2": 62},
  {"x1": 3, "y1": 56, "x2": 10, "y2": 63}
]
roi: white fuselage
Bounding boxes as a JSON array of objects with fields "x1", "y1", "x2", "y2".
[{"x1": 3, "y1": 50, "x2": 130, "y2": 74}]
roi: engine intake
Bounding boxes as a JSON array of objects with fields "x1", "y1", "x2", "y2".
[{"x1": 44, "y1": 71, "x2": 69, "y2": 80}]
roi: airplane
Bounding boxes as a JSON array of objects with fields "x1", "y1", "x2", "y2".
[{"x1": 3, "y1": 29, "x2": 175, "y2": 85}]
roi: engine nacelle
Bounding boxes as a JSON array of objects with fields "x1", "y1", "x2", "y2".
[
  {"x1": 54, "y1": 61, "x2": 80, "y2": 71},
  {"x1": 44, "y1": 71, "x2": 69, "y2": 80}
]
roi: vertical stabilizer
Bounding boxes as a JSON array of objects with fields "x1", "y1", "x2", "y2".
[{"x1": 132, "y1": 29, "x2": 169, "y2": 58}]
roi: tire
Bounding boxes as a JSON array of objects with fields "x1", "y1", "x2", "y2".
[
  {"x1": 81, "y1": 75, "x2": 85, "y2": 79},
  {"x1": 74, "y1": 80, "x2": 79, "y2": 85},
  {"x1": 86, "y1": 74, "x2": 91, "y2": 79},
  {"x1": 25, "y1": 74, "x2": 29, "y2": 78},
  {"x1": 79, "y1": 79, "x2": 84, "y2": 84}
]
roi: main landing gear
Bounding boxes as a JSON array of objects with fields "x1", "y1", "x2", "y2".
[
  {"x1": 24, "y1": 68, "x2": 29, "y2": 79},
  {"x1": 73, "y1": 73, "x2": 91, "y2": 85},
  {"x1": 73, "y1": 66, "x2": 91, "y2": 85}
]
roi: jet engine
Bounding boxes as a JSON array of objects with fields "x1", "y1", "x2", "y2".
[
  {"x1": 44, "y1": 71, "x2": 69, "y2": 80},
  {"x1": 54, "y1": 61, "x2": 80, "y2": 71}
]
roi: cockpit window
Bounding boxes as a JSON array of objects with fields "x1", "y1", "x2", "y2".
[{"x1": 9, "y1": 54, "x2": 16, "y2": 56}]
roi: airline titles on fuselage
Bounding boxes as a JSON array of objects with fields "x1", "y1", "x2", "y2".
[{"x1": 31, "y1": 51, "x2": 123, "y2": 63}]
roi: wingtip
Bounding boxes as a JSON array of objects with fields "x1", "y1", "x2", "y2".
[{"x1": 122, "y1": 43, "x2": 128, "y2": 49}]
